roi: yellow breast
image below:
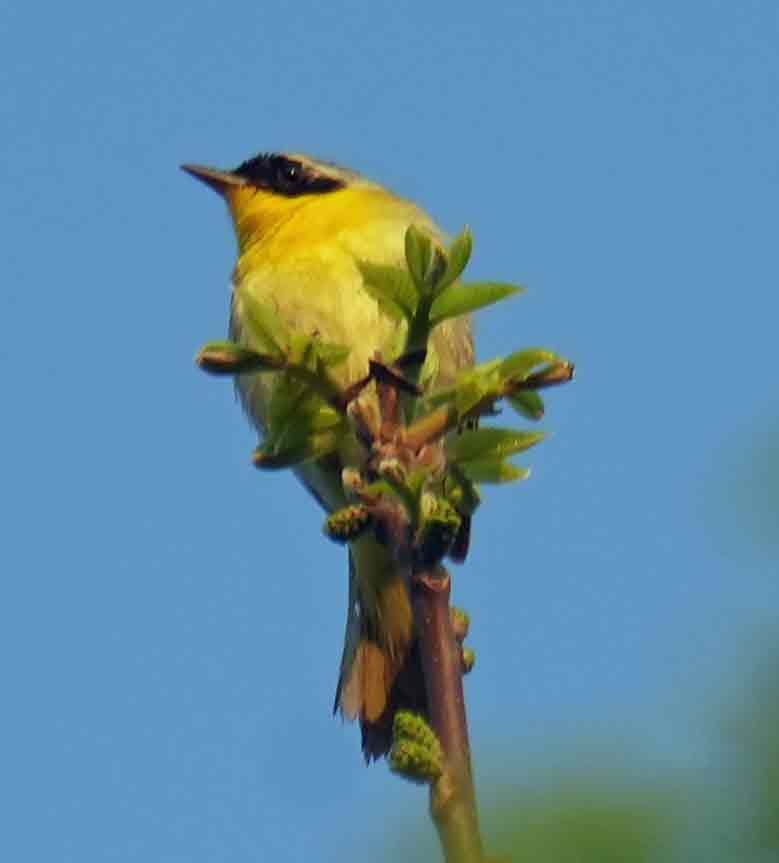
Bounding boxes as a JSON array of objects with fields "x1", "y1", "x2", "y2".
[{"x1": 228, "y1": 182, "x2": 473, "y2": 433}]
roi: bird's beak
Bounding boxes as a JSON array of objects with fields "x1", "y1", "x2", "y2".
[{"x1": 180, "y1": 164, "x2": 246, "y2": 196}]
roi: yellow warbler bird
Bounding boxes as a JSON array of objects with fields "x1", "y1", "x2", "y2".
[{"x1": 183, "y1": 153, "x2": 473, "y2": 757}]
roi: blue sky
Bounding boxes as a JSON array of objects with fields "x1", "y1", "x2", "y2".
[{"x1": 2, "y1": 1, "x2": 778, "y2": 860}]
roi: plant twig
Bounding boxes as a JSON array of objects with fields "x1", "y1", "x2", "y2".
[{"x1": 412, "y1": 565, "x2": 483, "y2": 863}]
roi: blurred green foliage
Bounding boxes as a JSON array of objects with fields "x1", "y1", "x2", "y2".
[
  {"x1": 723, "y1": 646, "x2": 779, "y2": 854},
  {"x1": 482, "y1": 782, "x2": 676, "y2": 862},
  {"x1": 374, "y1": 660, "x2": 779, "y2": 862}
]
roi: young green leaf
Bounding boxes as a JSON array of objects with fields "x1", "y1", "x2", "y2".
[
  {"x1": 406, "y1": 468, "x2": 429, "y2": 505},
  {"x1": 296, "y1": 403, "x2": 344, "y2": 433},
  {"x1": 446, "y1": 358, "x2": 503, "y2": 418},
  {"x1": 446, "y1": 466, "x2": 482, "y2": 516},
  {"x1": 357, "y1": 261, "x2": 418, "y2": 321},
  {"x1": 263, "y1": 389, "x2": 345, "y2": 460},
  {"x1": 253, "y1": 428, "x2": 342, "y2": 469},
  {"x1": 405, "y1": 225, "x2": 433, "y2": 288},
  {"x1": 426, "y1": 245, "x2": 448, "y2": 290},
  {"x1": 459, "y1": 458, "x2": 530, "y2": 484},
  {"x1": 436, "y1": 227, "x2": 473, "y2": 294},
  {"x1": 455, "y1": 375, "x2": 490, "y2": 418},
  {"x1": 507, "y1": 390, "x2": 545, "y2": 421},
  {"x1": 314, "y1": 341, "x2": 351, "y2": 367},
  {"x1": 266, "y1": 375, "x2": 311, "y2": 440},
  {"x1": 447, "y1": 428, "x2": 545, "y2": 463},
  {"x1": 288, "y1": 332, "x2": 318, "y2": 369},
  {"x1": 430, "y1": 281, "x2": 524, "y2": 325},
  {"x1": 238, "y1": 288, "x2": 290, "y2": 357},
  {"x1": 420, "y1": 384, "x2": 457, "y2": 412},
  {"x1": 500, "y1": 348, "x2": 560, "y2": 382},
  {"x1": 259, "y1": 332, "x2": 343, "y2": 406},
  {"x1": 275, "y1": 392, "x2": 343, "y2": 442}
]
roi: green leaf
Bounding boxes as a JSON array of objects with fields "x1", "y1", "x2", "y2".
[
  {"x1": 460, "y1": 458, "x2": 530, "y2": 484},
  {"x1": 430, "y1": 281, "x2": 524, "y2": 325},
  {"x1": 445, "y1": 466, "x2": 481, "y2": 516},
  {"x1": 253, "y1": 428, "x2": 342, "y2": 469},
  {"x1": 421, "y1": 384, "x2": 457, "y2": 411},
  {"x1": 313, "y1": 341, "x2": 351, "y2": 368},
  {"x1": 259, "y1": 332, "x2": 343, "y2": 406},
  {"x1": 426, "y1": 246, "x2": 448, "y2": 290},
  {"x1": 406, "y1": 468, "x2": 428, "y2": 502},
  {"x1": 360, "y1": 477, "x2": 402, "y2": 502},
  {"x1": 288, "y1": 332, "x2": 317, "y2": 367},
  {"x1": 507, "y1": 390, "x2": 545, "y2": 421},
  {"x1": 269, "y1": 383, "x2": 343, "y2": 440},
  {"x1": 358, "y1": 261, "x2": 418, "y2": 321},
  {"x1": 405, "y1": 225, "x2": 433, "y2": 288},
  {"x1": 238, "y1": 289, "x2": 290, "y2": 357},
  {"x1": 266, "y1": 374, "x2": 311, "y2": 439},
  {"x1": 455, "y1": 374, "x2": 489, "y2": 418},
  {"x1": 436, "y1": 227, "x2": 473, "y2": 294},
  {"x1": 447, "y1": 428, "x2": 545, "y2": 463},
  {"x1": 297, "y1": 403, "x2": 344, "y2": 433},
  {"x1": 500, "y1": 348, "x2": 561, "y2": 382},
  {"x1": 262, "y1": 385, "x2": 346, "y2": 467},
  {"x1": 446, "y1": 358, "x2": 504, "y2": 418},
  {"x1": 196, "y1": 341, "x2": 281, "y2": 375}
]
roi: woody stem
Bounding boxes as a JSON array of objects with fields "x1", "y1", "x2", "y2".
[{"x1": 412, "y1": 565, "x2": 483, "y2": 863}]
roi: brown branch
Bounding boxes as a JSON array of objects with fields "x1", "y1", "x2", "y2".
[{"x1": 412, "y1": 565, "x2": 484, "y2": 863}]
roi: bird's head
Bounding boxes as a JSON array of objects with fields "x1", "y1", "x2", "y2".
[{"x1": 182, "y1": 153, "x2": 360, "y2": 252}]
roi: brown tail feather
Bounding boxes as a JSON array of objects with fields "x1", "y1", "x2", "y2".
[
  {"x1": 359, "y1": 639, "x2": 428, "y2": 760},
  {"x1": 335, "y1": 538, "x2": 427, "y2": 759}
]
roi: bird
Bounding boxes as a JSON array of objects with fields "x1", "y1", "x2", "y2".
[{"x1": 183, "y1": 152, "x2": 474, "y2": 758}]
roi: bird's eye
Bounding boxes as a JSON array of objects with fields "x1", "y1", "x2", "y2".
[{"x1": 278, "y1": 161, "x2": 301, "y2": 186}]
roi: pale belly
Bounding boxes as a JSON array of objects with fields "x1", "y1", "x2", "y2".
[{"x1": 228, "y1": 224, "x2": 472, "y2": 510}]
